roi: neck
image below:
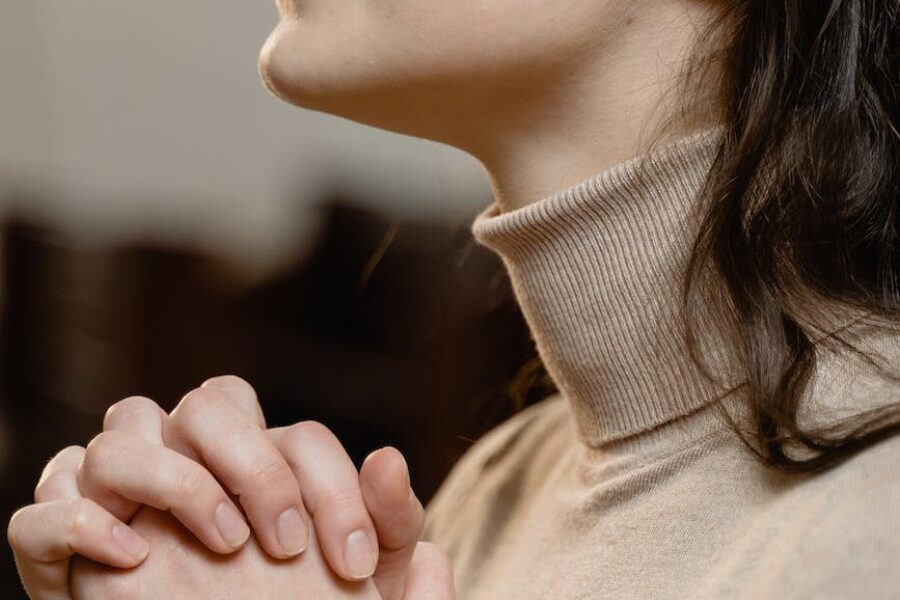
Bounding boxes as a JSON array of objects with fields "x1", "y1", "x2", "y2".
[
  {"x1": 465, "y1": 2, "x2": 724, "y2": 213},
  {"x1": 473, "y1": 126, "x2": 748, "y2": 451}
]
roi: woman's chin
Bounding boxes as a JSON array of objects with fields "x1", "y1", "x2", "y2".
[
  {"x1": 258, "y1": 33, "x2": 290, "y2": 103},
  {"x1": 255, "y1": 17, "x2": 469, "y2": 141},
  {"x1": 257, "y1": 20, "x2": 316, "y2": 108},
  {"x1": 257, "y1": 22, "x2": 382, "y2": 118}
]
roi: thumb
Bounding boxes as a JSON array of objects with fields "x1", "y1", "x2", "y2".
[
  {"x1": 402, "y1": 541, "x2": 456, "y2": 600},
  {"x1": 359, "y1": 446, "x2": 425, "y2": 600}
]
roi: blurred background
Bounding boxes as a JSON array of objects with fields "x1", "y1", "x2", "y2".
[{"x1": 0, "y1": 2, "x2": 555, "y2": 596}]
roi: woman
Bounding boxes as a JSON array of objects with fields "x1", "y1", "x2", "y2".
[{"x1": 8, "y1": 0, "x2": 900, "y2": 598}]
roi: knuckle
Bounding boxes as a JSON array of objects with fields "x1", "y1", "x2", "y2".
[
  {"x1": 200, "y1": 375, "x2": 264, "y2": 426},
  {"x1": 36, "y1": 445, "x2": 85, "y2": 501},
  {"x1": 6, "y1": 506, "x2": 31, "y2": 552},
  {"x1": 54, "y1": 444, "x2": 87, "y2": 463},
  {"x1": 82, "y1": 431, "x2": 124, "y2": 477},
  {"x1": 279, "y1": 421, "x2": 325, "y2": 460},
  {"x1": 103, "y1": 396, "x2": 160, "y2": 430},
  {"x1": 173, "y1": 388, "x2": 220, "y2": 423},
  {"x1": 246, "y1": 456, "x2": 293, "y2": 489},
  {"x1": 43, "y1": 445, "x2": 86, "y2": 474},
  {"x1": 50, "y1": 444, "x2": 84, "y2": 463},
  {"x1": 285, "y1": 420, "x2": 336, "y2": 448},
  {"x1": 33, "y1": 473, "x2": 61, "y2": 503},
  {"x1": 202, "y1": 374, "x2": 254, "y2": 393},
  {"x1": 174, "y1": 463, "x2": 209, "y2": 502},
  {"x1": 65, "y1": 498, "x2": 93, "y2": 540},
  {"x1": 325, "y1": 486, "x2": 364, "y2": 510}
]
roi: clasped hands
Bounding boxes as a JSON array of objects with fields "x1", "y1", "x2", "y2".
[{"x1": 8, "y1": 375, "x2": 454, "y2": 599}]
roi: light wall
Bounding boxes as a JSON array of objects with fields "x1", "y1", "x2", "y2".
[{"x1": 0, "y1": 1, "x2": 491, "y2": 280}]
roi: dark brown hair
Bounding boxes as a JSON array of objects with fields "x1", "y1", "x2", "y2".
[
  {"x1": 681, "y1": 0, "x2": 900, "y2": 475},
  {"x1": 512, "y1": 0, "x2": 900, "y2": 475}
]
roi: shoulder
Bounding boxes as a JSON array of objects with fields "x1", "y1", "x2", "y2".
[
  {"x1": 792, "y1": 316, "x2": 900, "y2": 537},
  {"x1": 424, "y1": 393, "x2": 569, "y2": 512},
  {"x1": 814, "y1": 430, "x2": 900, "y2": 529},
  {"x1": 811, "y1": 431, "x2": 900, "y2": 534},
  {"x1": 804, "y1": 313, "x2": 900, "y2": 428},
  {"x1": 462, "y1": 392, "x2": 571, "y2": 472},
  {"x1": 770, "y1": 432, "x2": 900, "y2": 598},
  {"x1": 421, "y1": 394, "x2": 570, "y2": 544}
]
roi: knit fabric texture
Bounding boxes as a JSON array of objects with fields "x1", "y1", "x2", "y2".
[{"x1": 420, "y1": 125, "x2": 900, "y2": 599}]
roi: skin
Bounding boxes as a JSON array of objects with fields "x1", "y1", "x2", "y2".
[
  {"x1": 9, "y1": 0, "x2": 727, "y2": 597},
  {"x1": 9, "y1": 376, "x2": 453, "y2": 599},
  {"x1": 258, "y1": 0, "x2": 725, "y2": 211},
  {"x1": 68, "y1": 506, "x2": 452, "y2": 600}
]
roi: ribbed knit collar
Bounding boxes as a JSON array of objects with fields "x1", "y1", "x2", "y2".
[{"x1": 471, "y1": 125, "x2": 752, "y2": 450}]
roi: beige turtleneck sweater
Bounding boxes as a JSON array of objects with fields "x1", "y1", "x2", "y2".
[{"x1": 420, "y1": 126, "x2": 900, "y2": 599}]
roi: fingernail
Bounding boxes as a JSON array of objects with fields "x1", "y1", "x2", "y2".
[
  {"x1": 276, "y1": 507, "x2": 308, "y2": 556},
  {"x1": 215, "y1": 501, "x2": 251, "y2": 548},
  {"x1": 112, "y1": 523, "x2": 149, "y2": 561},
  {"x1": 344, "y1": 529, "x2": 377, "y2": 579}
]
